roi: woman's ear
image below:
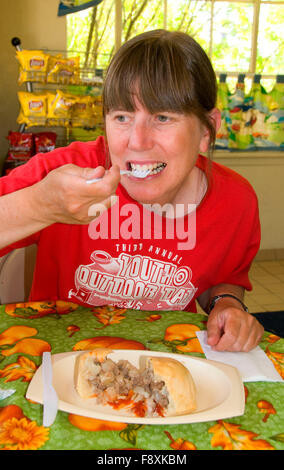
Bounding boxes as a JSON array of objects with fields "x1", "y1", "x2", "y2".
[
  {"x1": 199, "y1": 108, "x2": 222, "y2": 153},
  {"x1": 209, "y1": 107, "x2": 222, "y2": 132}
]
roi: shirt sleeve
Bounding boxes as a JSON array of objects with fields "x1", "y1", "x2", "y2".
[
  {"x1": 0, "y1": 138, "x2": 105, "y2": 256},
  {"x1": 0, "y1": 140, "x2": 102, "y2": 196}
]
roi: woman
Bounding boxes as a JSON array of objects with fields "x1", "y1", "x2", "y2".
[{"x1": 0, "y1": 30, "x2": 263, "y2": 351}]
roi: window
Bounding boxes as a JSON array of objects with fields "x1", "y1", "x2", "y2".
[{"x1": 67, "y1": 0, "x2": 284, "y2": 77}]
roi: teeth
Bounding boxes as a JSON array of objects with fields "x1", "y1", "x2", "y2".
[{"x1": 130, "y1": 162, "x2": 166, "y2": 174}]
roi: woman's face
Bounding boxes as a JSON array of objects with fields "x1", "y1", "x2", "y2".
[{"x1": 105, "y1": 97, "x2": 215, "y2": 207}]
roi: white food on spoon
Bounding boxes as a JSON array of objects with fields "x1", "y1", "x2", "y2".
[
  {"x1": 86, "y1": 162, "x2": 166, "y2": 184},
  {"x1": 128, "y1": 161, "x2": 166, "y2": 177}
]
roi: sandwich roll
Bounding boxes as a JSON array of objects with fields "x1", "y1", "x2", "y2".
[
  {"x1": 74, "y1": 349, "x2": 196, "y2": 417},
  {"x1": 141, "y1": 356, "x2": 196, "y2": 416},
  {"x1": 74, "y1": 348, "x2": 111, "y2": 399}
]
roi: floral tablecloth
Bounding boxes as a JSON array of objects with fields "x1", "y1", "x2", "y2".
[{"x1": 0, "y1": 300, "x2": 283, "y2": 451}]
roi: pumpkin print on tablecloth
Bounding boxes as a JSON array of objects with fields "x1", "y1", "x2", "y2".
[{"x1": 73, "y1": 335, "x2": 146, "y2": 351}]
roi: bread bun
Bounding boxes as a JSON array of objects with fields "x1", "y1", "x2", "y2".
[
  {"x1": 74, "y1": 349, "x2": 196, "y2": 417},
  {"x1": 142, "y1": 356, "x2": 196, "y2": 416},
  {"x1": 74, "y1": 349, "x2": 112, "y2": 399}
]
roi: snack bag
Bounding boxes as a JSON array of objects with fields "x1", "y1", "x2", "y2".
[
  {"x1": 46, "y1": 91, "x2": 60, "y2": 126},
  {"x1": 94, "y1": 94, "x2": 103, "y2": 104},
  {"x1": 228, "y1": 75, "x2": 254, "y2": 150},
  {"x1": 17, "y1": 91, "x2": 47, "y2": 127},
  {"x1": 16, "y1": 109, "x2": 27, "y2": 126},
  {"x1": 215, "y1": 74, "x2": 231, "y2": 149},
  {"x1": 47, "y1": 55, "x2": 80, "y2": 85},
  {"x1": 34, "y1": 132, "x2": 57, "y2": 154},
  {"x1": 93, "y1": 104, "x2": 103, "y2": 126},
  {"x1": 247, "y1": 76, "x2": 270, "y2": 149},
  {"x1": 16, "y1": 50, "x2": 49, "y2": 84},
  {"x1": 6, "y1": 131, "x2": 33, "y2": 161},
  {"x1": 47, "y1": 89, "x2": 76, "y2": 126},
  {"x1": 71, "y1": 95, "x2": 95, "y2": 127},
  {"x1": 46, "y1": 54, "x2": 63, "y2": 84},
  {"x1": 46, "y1": 91, "x2": 57, "y2": 123},
  {"x1": 265, "y1": 77, "x2": 284, "y2": 150}
]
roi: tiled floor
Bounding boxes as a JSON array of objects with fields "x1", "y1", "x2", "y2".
[
  {"x1": 245, "y1": 259, "x2": 284, "y2": 313},
  {"x1": 196, "y1": 259, "x2": 284, "y2": 314}
]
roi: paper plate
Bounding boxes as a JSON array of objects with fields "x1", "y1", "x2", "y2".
[{"x1": 26, "y1": 350, "x2": 245, "y2": 424}]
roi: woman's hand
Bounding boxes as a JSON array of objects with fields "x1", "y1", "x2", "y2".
[
  {"x1": 197, "y1": 284, "x2": 264, "y2": 352},
  {"x1": 0, "y1": 164, "x2": 121, "y2": 250},
  {"x1": 30, "y1": 163, "x2": 121, "y2": 225},
  {"x1": 206, "y1": 303, "x2": 264, "y2": 352}
]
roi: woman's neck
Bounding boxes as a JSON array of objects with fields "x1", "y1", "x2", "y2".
[{"x1": 144, "y1": 166, "x2": 208, "y2": 218}]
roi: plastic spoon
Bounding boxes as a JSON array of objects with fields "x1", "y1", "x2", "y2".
[{"x1": 86, "y1": 168, "x2": 151, "y2": 184}]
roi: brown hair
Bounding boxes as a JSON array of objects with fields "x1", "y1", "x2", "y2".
[{"x1": 103, "y1": 29, "x2": 217, "y2": 154}]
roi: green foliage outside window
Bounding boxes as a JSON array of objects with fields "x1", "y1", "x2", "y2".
[{"x1": 67, "y1": 0, "x2": 284, "y2": 78}]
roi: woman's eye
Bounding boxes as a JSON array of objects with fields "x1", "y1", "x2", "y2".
[
  {"x1": 157, "y1": 115, "x2": 170, "y2": 123},
  {"x1": 115, "y1": 115, "x2": 127, "y2": 122}
]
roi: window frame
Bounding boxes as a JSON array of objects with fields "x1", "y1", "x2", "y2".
[{"x1": 113, "y1": 0, "x2": 284, "y2": 78}]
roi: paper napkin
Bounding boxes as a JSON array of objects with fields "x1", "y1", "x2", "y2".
[{"x1": 196, "y1": 330, "x2": 283, "y2": 383}]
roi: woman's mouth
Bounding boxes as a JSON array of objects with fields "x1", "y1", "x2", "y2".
[{"x1": 127, "y1": 161, "x2": 167, "y2": 177}]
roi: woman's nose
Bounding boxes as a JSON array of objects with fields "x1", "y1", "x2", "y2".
[{"x1": 128, "y1": 121, "x2": 154, "y2": 151}]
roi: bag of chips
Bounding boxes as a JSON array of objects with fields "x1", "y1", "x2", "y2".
[
  {"x1": 16, "y1": 50, "x2": 49, "y2": 84},
  {"x1": 34, "y1": 132, "x2": 57, "y2": 154},
  {"x1": 265, "y1": 77, "x2": 284, "y2": 150},
  {"x1": 215, "y1": 75, "x2": 231, "y2": 149},
  {"x1": 46, "y1": 92, "x2": 60, "y2": 126},
  {"x1": 246, "y1": 76, "x2": 270, "y2": 149},
  {"x1": 6, "y1": 131, "x2": 33, "y2": 161},
  {"x1": 17, "y1": 92, "x2": 47, "y2": 127},
  {"x1": 47, "y1": 89, "x2": 76, "y2": 126},
  {"x1": 228, "y1": 76, "x2": 254, "y2": 150},
  {"x1": 93, "y1": 104, "x2": 103, "y2": 125},
  {"x1": 71, "y1": 95, "x2": 95, "y2": 127},
  {"x1": 47, "y1": 55, "x2": 80, "y2": 85}
]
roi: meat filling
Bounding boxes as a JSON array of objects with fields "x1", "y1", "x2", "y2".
[{"x1": 86, "y1": 358, "x2": 169, "y2": 417}]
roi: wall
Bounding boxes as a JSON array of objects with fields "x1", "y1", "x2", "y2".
[
  {"x1": 0, "y1": 0, "x2": 66, "y2": 170},
  {"x1": 214, "y1": 151, "x2": 284, "y2": 256}
]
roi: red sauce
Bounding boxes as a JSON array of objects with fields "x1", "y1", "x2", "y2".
[
  {"x1": 108, "y1": 391, "x2": 134, "y2": 410},
  {"x1": 131, "y1": 400, "x2": 147, "y2": 417},
  {"x1": 154, "y1": 402, "x2": 165, "y2": 417},
  {"x1": 108, "y1": 391, "x2": 165, "y2": 418}
]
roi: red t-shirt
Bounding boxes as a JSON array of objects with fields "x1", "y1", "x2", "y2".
[{"x1": 0, "y1": 136, "x2": 260, "y2": 312}]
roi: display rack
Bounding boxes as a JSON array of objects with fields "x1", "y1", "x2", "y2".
[
  {"x1": 12, "y1": 37, "x2": 104, "y2": 141},
  {"x1": 3, "y1": 37, "x2": 105, "y2": 175}
]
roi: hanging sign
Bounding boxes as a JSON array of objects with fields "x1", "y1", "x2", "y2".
[{"x1": 58, "y1": 1, "x2": 103, "y2": 16}]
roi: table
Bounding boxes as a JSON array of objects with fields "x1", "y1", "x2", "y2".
[{"x1": 0, "y1": 300, "x2": 283, "y2": 451}]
